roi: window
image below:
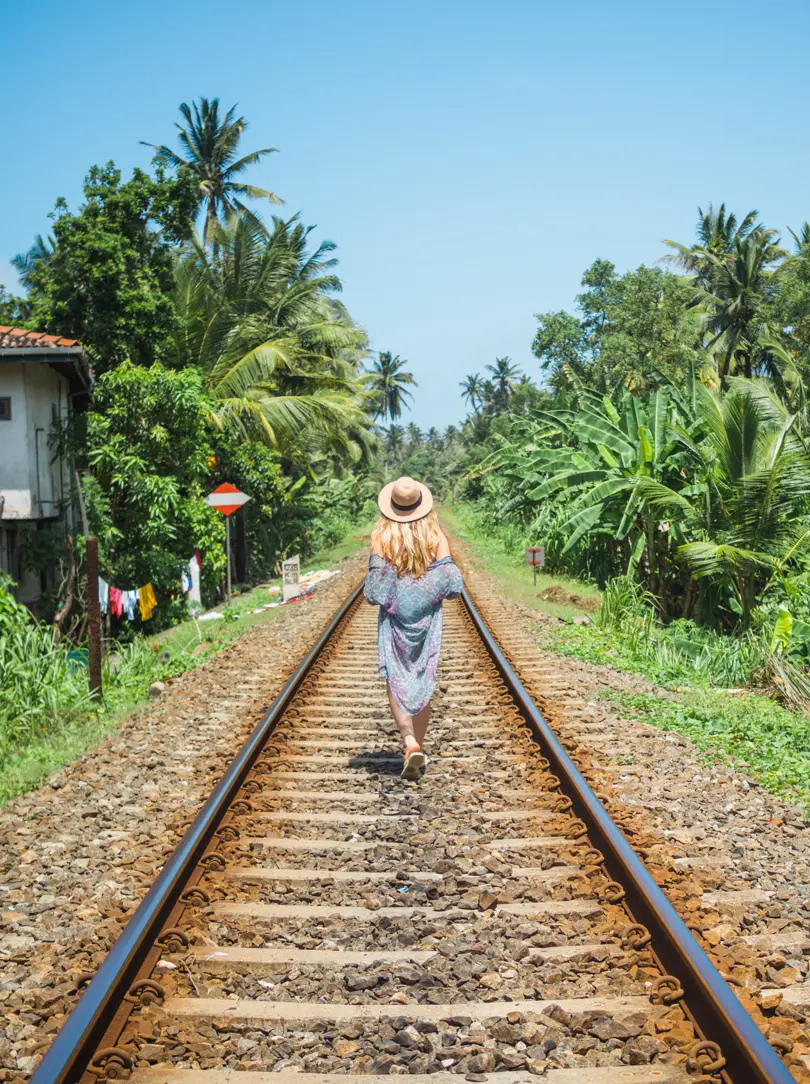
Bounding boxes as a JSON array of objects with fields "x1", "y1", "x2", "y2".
[{"x1": 0, "y1": 397, "x2": 10, "y2": 421}]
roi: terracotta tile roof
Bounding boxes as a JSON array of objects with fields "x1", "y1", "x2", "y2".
[{"x1": 0, "y1": 326, "x2": 80, "y2": 349}]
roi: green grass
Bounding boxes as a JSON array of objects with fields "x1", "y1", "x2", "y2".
[
  {"x1": 446, "y1": 500, "x2": 810, "y2": 813},
  {"x1": 0, "y1": 521, "x2": 374, "y2": 806},
  {"x1": 442, "y1": 504, "x2": 602, "y2": 620}
]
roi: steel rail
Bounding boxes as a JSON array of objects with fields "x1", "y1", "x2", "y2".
[
  {"x1": 32, "y1": 580, "x2": 365, "y2": 1084},
  {"x1": 460, "y1": 585, "x2": 794, "y2": 1084}
]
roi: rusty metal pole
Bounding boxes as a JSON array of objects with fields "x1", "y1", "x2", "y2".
[
  {"x1": 85, "y1": 538, "x2": 103, "y2": 702},
  {"x1": 225, "y1": 515, "x2": 232, "y2": 607}
]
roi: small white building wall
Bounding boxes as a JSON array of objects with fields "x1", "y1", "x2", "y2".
[
  {"x1": 24, "y1": 362, "x2": 68, "y2": 516},
  {"x1": 0, "y1": 361, "x2": 69, "y2": 518},
  {"x1": 0, "y1": 363, "x2": 29, "y2": 506},
  {"x1": 0, "y1": 360, "x2": 73, "y2": 607}
]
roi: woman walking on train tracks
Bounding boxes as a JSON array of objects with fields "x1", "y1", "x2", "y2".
[{"x1": 364, "y1": 476, "x2": 464, "y2": 780}]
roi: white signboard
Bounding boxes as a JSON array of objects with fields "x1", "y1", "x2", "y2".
[{"x1": 282, "y1": 554, "x2": 301, "y2": 603}]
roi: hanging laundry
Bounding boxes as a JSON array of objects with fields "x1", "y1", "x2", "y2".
[
  {"x1": 194, "y1": 548, "x2": 203, "y2": 568},
  {"x1": 109, "y1": 585, "x2": 123, "y2": 618},
  {"x1": 139, "y1": 582, "x2": 158, "y2": 621},
  {"x1": 187, "y1": 554, "x2": 202, "y2": 614},
  {"x1": 181, "y1": 565, "x2": 192, "y2": 595},
  {"x1": 123, "y1": 589, "x2": 138, "y2": 621},
  {"x1": 98, "y1": 577, "x2": 110, "y2": 615}
]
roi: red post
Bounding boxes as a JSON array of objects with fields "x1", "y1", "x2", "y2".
[{"x1": 85, "y1": 538, "x2": 103, "y2": 701}]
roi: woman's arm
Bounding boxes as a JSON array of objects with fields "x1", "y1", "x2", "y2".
[
  {"x1": 441, "y1": 558, "x2": 464, "y2": 600},
  {"x1": 433, "y1": 529, "x2": 451, "y2": 560},
  {"x1": 364, "y1": 554, "x2": 394, "y2": 607}
]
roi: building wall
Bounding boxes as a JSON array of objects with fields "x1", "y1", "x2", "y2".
[
  {"x1": 24, "y1": 362, "x2": 68, "y2": 516},
  {"x1": 0, "y1": 361, "x2": 72, "y2": 607},
  {"x1": 0, "y1": 364, "x2": 30, "y2": 511},
  {"x1": 0, "y1": 362, "x2": 69, "y2": 517}
]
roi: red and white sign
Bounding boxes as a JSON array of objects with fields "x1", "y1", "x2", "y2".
[
  {"x1": 205, "y1": 483, "x2": 251, "y2": 517},
  {"x1": 525, "y1": 547, "x2": 545, "y2": 567}
]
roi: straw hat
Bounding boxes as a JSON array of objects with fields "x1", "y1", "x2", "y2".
[{"x1": 377, "y1": 476, "x2": 434, "y2": 523}]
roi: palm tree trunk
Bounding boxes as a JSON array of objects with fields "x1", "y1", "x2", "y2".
[
  {"x1": 681, "y1": 573, "x2": 695, "y2": 619},
  {"x1": 207, "y1": 197, "x2": 219, "y2": 256},
  {"x1": 644, "y1": 518, "x2": 657, "y2": 596},
  {"x1": 740, "y1": 570, "x2": 756, "y2": 629}
]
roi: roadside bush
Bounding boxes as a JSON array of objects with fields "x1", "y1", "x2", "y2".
[{"x1": 0, "y1": 575, "x2": 91, "y2": 759}]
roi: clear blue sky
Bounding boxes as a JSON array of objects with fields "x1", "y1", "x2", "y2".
[{"x1": 3, "y1": 0, "x2": 809, "y2": 429}]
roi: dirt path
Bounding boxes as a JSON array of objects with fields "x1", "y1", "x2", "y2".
[{"x1": 0, "y1": 554, "x2": 366, "y2": 1081}]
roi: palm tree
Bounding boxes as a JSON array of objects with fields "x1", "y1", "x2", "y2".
[
  {"x1": 486, "y1": 357, "x2": 522, "y2": 408},
  {"x1": 663, "y1": 203, "x2": 759, "y2": 286},
  {"x1": 385, "y1": 424, "x2": 405, "y2": 461},
  {"x1": 657, "y1": 382, "x2": 810, "y2": 625},
  {"x1": 460, "y1": 372, "x2": 485, "y2": 412},
  {"x1": 366, "y1": 352, "x2": 417, "y2": 422},
  {"x1": 144, "y1": 98, "x2": 282, "y2": 243},
  {"x1": 692, "y1": 229, "x2": 790, "y2": 383},
  {"x1": 426, "y1": 426, "x2": 441, "y2": 446},
  {"x1": 789, "y1": 223, "x2": 810, "y2": 254},
  {"x1": 12, "y1": 234, "x2": 53, "y2": 290},
  {"x1": 171, "y1": 211, "x2": 371, "y2": 456},
  {"x1": 480, "y1": 380, "x2": 496, "y2": 411},
  {"x1": 407, "y1": 423, "x2": 423, "y2": 450}
]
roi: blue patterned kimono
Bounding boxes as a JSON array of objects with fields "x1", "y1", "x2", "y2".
[{"x1": 364, "y1": 554, "x2": 464, "y2": 714}]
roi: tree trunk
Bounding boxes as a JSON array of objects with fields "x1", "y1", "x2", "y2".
[
  {"x1": 53, "y1": 534, "x2": 76, "y2": 644},
  {"x1": 681, "y1": 574, "x2": 695, "y2": 619},
  {"x1": 644, "y1": 518, "x2": 657, "y2": 596},
  {"x1": 741, "y1": 571, "x2": 756, "y2": 628}
]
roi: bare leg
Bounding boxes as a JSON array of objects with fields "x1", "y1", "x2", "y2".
[
  {"x1": 387, "y1": 683, "x2": 431, "y2": 754},
  {"x1": 412, "y1": 703, "x2": 430, "y2": 748}
]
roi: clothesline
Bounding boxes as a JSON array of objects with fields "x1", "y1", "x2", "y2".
[
  {"x1": 98, "y1": 550, "x2": 203, "y2": 623},
  {"x1": 98, "y1": 578, "x2": 157, "y2": 621}
]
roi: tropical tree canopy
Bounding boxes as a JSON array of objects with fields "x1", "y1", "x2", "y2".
[
  {"x1": 366, "y1": 351, "x2": 417, "y2": 421},
  {"x1": 25, "y1": 163, "x2": 198, "y2": 372},
  {"x1": 144, "y1": 97, "x2": 282, "y2": 242},
  {"x1": 460, "y1": 372, "x2": 485, "y2": 411},
  {"x1": 171, "y1": 211, "x2": 373, "y2": 461}
]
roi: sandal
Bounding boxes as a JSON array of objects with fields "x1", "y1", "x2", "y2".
[{"x1": 401, "y1": 750, "x2": 426, "y2": 780}]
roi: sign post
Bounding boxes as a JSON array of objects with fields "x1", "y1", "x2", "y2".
[
  {"x1": 282, "y1": 554, "x2": 301, "y2": 603},
  {"x1": 75, "y1": 469, "x2": 102, "y2": 701},
  {"x1": 85, "y1": 538, "x2": 103, "y2": 702},
  {"x1": 525, "y1": 546, "x2": 545, "y2": 587},
  {"x1": 205, "y1": 484, "x2": 251, "y2": 606}
]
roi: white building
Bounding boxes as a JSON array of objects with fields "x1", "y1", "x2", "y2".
[{"x1": 0, "y1": 326, "x2": 90, "y2": 607}]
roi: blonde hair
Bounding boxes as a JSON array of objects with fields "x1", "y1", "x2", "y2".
[{"x1": 372, "y1": 510, "x2": 440, "y2": 578}]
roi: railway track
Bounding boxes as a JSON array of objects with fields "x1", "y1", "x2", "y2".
[{"x1": 32, "y1": 581, "x2": 797, "y2": 1084}]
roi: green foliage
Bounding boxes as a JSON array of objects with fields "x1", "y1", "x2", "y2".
[
  {"x1": 172, "y1": 212, "x2": 373, "y2": 458},
  {"x1": 533, "y1": 261, "x2": 702, "y2": 394},
  {"x1": 80, "y1": 361, "x2": 225, "y2": 625},
  {"x1": 596, "y1": 575, "x2": 657, "y2": 631},
  {"x1": 0, "y1": 575, "x2": 91, "y2": 762},
  {"x1": 476, "y1": 372, "x2": 810, "y2": 631},
  {"x1": 27, "y1": 162, "x2": 197, "y2": 371},
  {"x1": 0, "y1": 284, "x2": 30, "y2": 325}
]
